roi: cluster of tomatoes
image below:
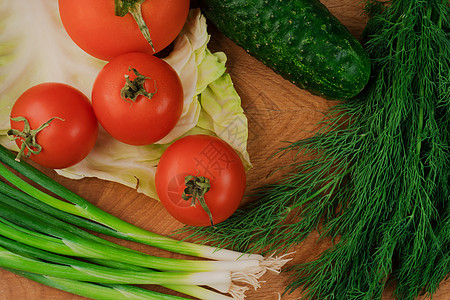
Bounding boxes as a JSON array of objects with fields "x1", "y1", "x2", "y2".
[{"x1": 8, "y1": 0, "x2": 246, "y2": 227}]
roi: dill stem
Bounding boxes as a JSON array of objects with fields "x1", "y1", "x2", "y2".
[
  {"x1": 416, "y1": 71, "x2": 425, "y2": 157},
  {"x1": 416, "y1": 102, "x2": 424, "y2": 156},
  {"x1": 293, "y1": 166, "x2": 353, "y2": 209},
  {"x1": 178, "y1": 1, "x2": 450, "y2": 299}
]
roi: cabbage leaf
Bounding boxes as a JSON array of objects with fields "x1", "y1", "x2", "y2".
[
  {"x1": 0, "y1": 4, "x2": 251, "y2": 200},
  {"x1": 0, "y1": 1, "x2": 105, "y2": 144}
]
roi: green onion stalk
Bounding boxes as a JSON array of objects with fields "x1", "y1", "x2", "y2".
[
  {"x1": 3, "y1": 268, "x2": 191, "y2": 300},
  {"x1": 0, "y1": 192, "x2": 249, "y2": 299},
  {"x1": 1, "y1": 239, "x2": 237, "y2": 300},
  {"x1": 0, "y1": 145, "x2": 290, "y2": 299},
  {"x1": 0, "y1": 145, "x2": 266, "y2": 261},
  {"x1": 0, "y1": 244, "x2": 233, "y2": 289}
]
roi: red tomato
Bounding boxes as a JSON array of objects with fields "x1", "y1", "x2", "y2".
[
  {"x1": 9, "y1": 83, "x2": 98, "y2": 169},
  {"x1": 155, "y1": 135, "x2": 246, "y2": 226},
  {"x1": 58, "y1": 0, "x2": 190, "y2": 60},
  {"x1": 91, "y1": 52, "x2": 183, "y2": 145}
]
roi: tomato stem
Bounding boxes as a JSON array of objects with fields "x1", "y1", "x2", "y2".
[
  {"x1": 114, "y1": 0, "x2": 155, "y2": 52},
  {"x1": 7, "y1": 117, "x2": 64, "y2": 162},
  {"x1": 182, "y1": 175, "x2": 214, "y2": 227},
  {"x1": 120, "y1": 67, "x2": 157, "y2": 103}
]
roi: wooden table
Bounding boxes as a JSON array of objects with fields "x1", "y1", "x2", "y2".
[{"x1": 0, "y1": 1, "x2": 448, "y2": 299}]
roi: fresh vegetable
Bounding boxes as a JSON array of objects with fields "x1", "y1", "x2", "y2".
[
  {"x1": 0, "y1": 1, "x2": 105, "y2": 149},
  {"x1": 155, "y1": 134, "x2": 246, "y2": 226},
  {"x1": 0, "y1": 144, "x2": 289, "y2": 299},
  {"x1": 4, "y1": 268, "x2": 191, "y2": 300},
  {"x1": 92, "y1": 52, "x2": 184, "y2": 145},
  {"x1": 198, "y1": 0, "x2": 371, "y2": 100},
  {"x1": 8, "y1": 83, "x2": 98, "y2": 169},
  {"x1": 1, "y1": 6, "x2": 251, "y2": 199},
  {"x1": 0, "y1": 144, "x2": 259, "y2": 262},
  {"x1": 56, "y1": 9, "x2": 252, "y2": 199},
  {"x1": 58, "y1": 0, "x2": 190, "y2": 60},
  {"x1": 0, "y1": 200, "x2": 248, "y2": 298},
  {"x1": 184, "y1": 0, "x2": 450, "y2": 299}
]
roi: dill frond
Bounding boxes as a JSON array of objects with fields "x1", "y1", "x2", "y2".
[{"x1": 181, "y1": 0, "x2": 450, "y2": 299}]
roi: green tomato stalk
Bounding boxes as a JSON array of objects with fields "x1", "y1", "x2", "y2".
[
  {"x1": 120, "y1": 67, "x2": 157, "y2": 103},
  {"x1": 115, "y1": 0, "x2": 155, "y2": 52},
  {"x1": 183, "y1": 175, "x2": 214, "y2": 226},
  {"x1": 7, "y1": 116, "x2": 64, "y2": 162}
]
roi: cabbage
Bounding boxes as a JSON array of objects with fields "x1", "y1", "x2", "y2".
[
  {"x1": 0, "y1": 1, "x2": 105, "y2": 145},
  {"x1": 0, "y1": 4, "x2": 251, "y2": 200}
]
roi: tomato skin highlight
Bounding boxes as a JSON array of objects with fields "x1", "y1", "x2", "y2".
[
  {"x1": 10, "y1": 83, "x2": 98, "y2": 169},
  {"x1": 92, "y1": 52, "x2": 183, "y2": 145},
  {"x1": 58, "y1": 0, "x2": 190, "y2": 61},
  {"x1": 155, "y1": 135, "x2": 246, "y2": 226}
]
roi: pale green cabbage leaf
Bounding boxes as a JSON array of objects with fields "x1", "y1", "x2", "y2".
[
  {"x1": 0, "y1": 4, "x2": 251, "y2": 200},
  {"x1": 0, "y1": 1, "x2": 105, "y2": 143}
]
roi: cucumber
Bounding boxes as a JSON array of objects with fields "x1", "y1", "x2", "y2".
[{"x1": 198, "y1": 0, "x2": 371, "y2": 100}]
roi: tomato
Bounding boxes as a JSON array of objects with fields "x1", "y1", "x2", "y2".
[
  {"x1": 58, "y1": 0, "x2": 190, "y2": 60},
  {"x1": 155, "y1": 135, "x2": 246, "y2": 226},
  {"x1": 91, "y1": 52, "x2": 183, "y2": 145},
  {"x1": 9, "y1": 83, "x2": 98, "y2": 169}
]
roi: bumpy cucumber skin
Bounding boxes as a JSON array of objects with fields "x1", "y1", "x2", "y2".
[{"x1": 198, "y1": 0, "x2": 371, "y2": 100}]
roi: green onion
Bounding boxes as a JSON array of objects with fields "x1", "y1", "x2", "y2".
[
  {"x1": 0, "y1": 145, "x2": 263, "y2": 262},
  {"x1": 0, "y1": 179, "x2": 123, "y2": 238},
  {"x1": 3, "y1": 268, "x2": 191, "y2": 300},
  {"x1": 0, "y1": 190, "x2": 252, "y2": 297},
  {"x1": 0, "y1": 144, "x2": 290, "y2": 298},
  {"x1": 0, "y1": 235, "x2": 234, "y2": 300},
  {"x1": 0, "y1": 246, "x2": 235, "y2": 287},
  {"x1": 83, "y1": 257, "x2": 236, "y2": 299},
  {"x1": 0, "y1": 192, "x2": 262, "y2": 273}
]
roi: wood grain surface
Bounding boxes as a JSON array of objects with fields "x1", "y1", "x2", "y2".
[{"x1": 0, "y1": 1, "x2": 448, "y2": 299}]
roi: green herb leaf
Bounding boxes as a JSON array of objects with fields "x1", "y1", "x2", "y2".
[{"x1": 181, "y1": 1, "x2": 450, "y2": 299}]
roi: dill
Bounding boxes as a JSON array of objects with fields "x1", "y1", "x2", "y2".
[{"x1": 182, "y1": 0, "x2": 450, "y2": 299}]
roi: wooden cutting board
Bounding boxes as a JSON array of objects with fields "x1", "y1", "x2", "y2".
[{"x1": 0, "y1": 1, "x2": 448, "y2": 299}]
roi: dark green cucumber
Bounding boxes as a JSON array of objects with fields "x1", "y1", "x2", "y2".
[{"x1": 198, "y1": 0, "x2": 370, "y2": 100}]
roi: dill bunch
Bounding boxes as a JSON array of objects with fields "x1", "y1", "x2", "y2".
[{"x1": 183, "y1": 0, "x2": 450, "y2": 299}]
